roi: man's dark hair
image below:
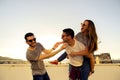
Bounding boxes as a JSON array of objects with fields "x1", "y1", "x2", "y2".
[
  {"x1": 63, "y1": 28, "x2": 74, "y2": 39},
  {"x1": 24, "y1": 32, "x2": 34, "y2": 41}
]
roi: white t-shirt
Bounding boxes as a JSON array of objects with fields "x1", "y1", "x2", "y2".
[{"x1": 66, "y1": 39, "x2": 85, "y2": 66}]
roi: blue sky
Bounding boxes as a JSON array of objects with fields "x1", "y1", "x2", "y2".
[{"x1": 0, "y1": 0, "x2": 120, "y2": 60}]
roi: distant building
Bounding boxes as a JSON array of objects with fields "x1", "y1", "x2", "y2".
[{"x1": 94, "y1": 53, "x2": 112, "y2": 64}]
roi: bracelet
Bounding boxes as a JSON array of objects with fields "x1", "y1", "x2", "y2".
[
  {"x1": 52, "y1": 47, "x2": 55, "y2": 50},
  {"x1": 91, "y1": 70, "x2": 95, "y2": 73}
]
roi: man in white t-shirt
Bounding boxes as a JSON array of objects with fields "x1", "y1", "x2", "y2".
[{"x1": 61, "y1": 28, "x2": 85, "y2": 80}]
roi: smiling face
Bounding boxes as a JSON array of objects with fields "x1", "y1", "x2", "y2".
[
  {"x1": 26, "y1": 35, "x2": 36, "y2": 48},
  {"x1": 81, "y1": 20, "x2": 89, "y2": 33},
  {"x1": 61, "y1": 32, "x2": 72, "y2": 43},
  {"x1": 61, "y1": 28, "x2": 74, "y2": 44}
]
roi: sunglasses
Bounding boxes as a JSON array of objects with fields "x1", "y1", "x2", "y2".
[
  {"x1": 81, "y1": 23, "x2": 88, "y2": 27},
  {"x1": 27, "y1": 38, "x2": 36, "y2": 42}
]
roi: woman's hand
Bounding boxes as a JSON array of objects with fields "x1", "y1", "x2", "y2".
[{"x1": 69, "y1": 52, "x2": 77, "y2": 57}]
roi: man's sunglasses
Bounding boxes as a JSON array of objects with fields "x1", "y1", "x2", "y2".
[{"x1": 27, "y1": 38, "x2": 36, "y2": 42}]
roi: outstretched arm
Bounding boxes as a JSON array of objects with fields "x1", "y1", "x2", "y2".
[
  {"x1": 39, "y1": 48, "x2": 64, "y2": 60},
  {"x1": 38, "y1": 42, "x2": 66, "y2": 60}
]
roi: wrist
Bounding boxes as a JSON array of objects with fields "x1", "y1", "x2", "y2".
[
  {"x1": 52, "y1": 47, "x2": 55, "y2": 50},
  {"x1": 91, "y1": 70, "x2": 95, "y2": 73}
]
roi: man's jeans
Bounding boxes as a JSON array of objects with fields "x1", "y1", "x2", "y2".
[{"x1": 33, "y1": 72, "x2": 50, "y2": 80}]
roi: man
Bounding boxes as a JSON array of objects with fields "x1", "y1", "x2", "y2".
[
  {"x1": 24, "y1": 32, "x2": 64, "y2": 80},
  {"x1": 50, "y1": 20, "x2": 97, "y2": 80},
  {"x1": 61, "y1": 28, "x2": 85, "y2": 80}
]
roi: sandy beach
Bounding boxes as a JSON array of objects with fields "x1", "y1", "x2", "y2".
[{"x1": 0, "y1": 63, "x2": 120, "y2": 80}]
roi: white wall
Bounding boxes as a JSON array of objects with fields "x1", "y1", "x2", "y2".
[{"x1": 0, "y1": 64, "x2": 120, "y2": 80}]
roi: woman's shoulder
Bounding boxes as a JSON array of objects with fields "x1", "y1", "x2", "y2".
[{"x1": 76, "y1": 32, "x2": 82, "y2": 35}]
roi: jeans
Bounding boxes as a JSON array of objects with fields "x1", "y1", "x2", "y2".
[
  {"x1": 80, "y1": 57, "x2": 91, "y2": 80},
  {"x1": 33, "y1": 72, "x2": 50, "y2": 80}
]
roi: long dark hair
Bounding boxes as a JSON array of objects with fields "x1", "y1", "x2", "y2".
[{"x1": 85, "y1": 20, "x2": 98, "y2": 53}]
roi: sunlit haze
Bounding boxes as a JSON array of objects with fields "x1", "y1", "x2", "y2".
[{"x1": 0, "y1": 0, "x2": 120, "y2": 60}]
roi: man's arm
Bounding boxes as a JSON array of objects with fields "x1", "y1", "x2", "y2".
[
  {"x1": 38, "y1": 48, "x2": 64, "y2": 60},
  {"x1": 38, "y1": 43, "x2": 67, "y2": 60},
  {"x1": 42, "y1": 42, "x2": 62, "y2": 54}
]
